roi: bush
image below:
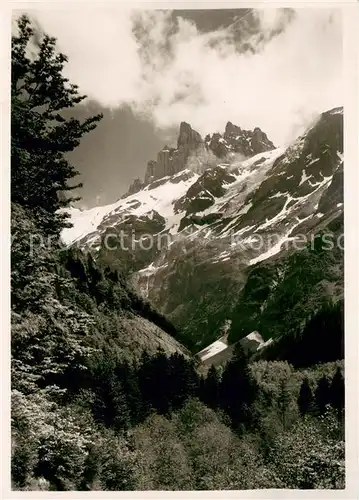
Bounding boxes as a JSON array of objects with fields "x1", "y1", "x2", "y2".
[{"x1": 269, "y1": 412, "x2": 345, "y2": 489}]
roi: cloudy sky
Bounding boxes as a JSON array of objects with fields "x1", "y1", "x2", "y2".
[{"x1": 15, "y1": 7, "x2": 343, "y2": 208}]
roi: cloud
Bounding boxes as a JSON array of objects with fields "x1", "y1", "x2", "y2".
[
  {"x1": 20, "y1": 7, "x2": 342, "y2": 146},
  {"x1": 133, "y1": 8, "x2": 342, "y2": 146}
]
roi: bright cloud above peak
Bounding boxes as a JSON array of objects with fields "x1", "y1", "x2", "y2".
[{"x1": 21, "y1": 7, "x2": 342, "y2": 146}]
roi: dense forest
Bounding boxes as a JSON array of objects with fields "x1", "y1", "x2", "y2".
[{"x1": 11, "y1": 15, "x2": 345, "y2": 491}]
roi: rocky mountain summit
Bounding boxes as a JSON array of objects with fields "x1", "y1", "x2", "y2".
[
  {"x1": 125, "y1": 120, "x2": 275, "y2": 196},
  {"x1": 205, "y1": 121, "x2": 275, "y2": 159},
  {"x1": 62, "y1": 107, "x2": 343, "y2": 355}
]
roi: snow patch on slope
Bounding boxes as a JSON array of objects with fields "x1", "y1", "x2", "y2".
[
  {"x1": 249, "y1": 213, "x2": 314, "y2": 265},
  {"x1": 61, "y1": 170, "x2": 199, "y2": 245},
  {"x1": 60, "y1": 203, "x2": 119, "y2": 245}
]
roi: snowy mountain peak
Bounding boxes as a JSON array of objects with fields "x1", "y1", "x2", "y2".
[
  {"x1": 138, "y1": 120, "x2": 275, "y2": 192},
  {"x1": 206, "y1": 122, "x2": 275, "y2": 160},
  {"x1": 61, "y1": 107, "x2": 343, "y2": 352}
]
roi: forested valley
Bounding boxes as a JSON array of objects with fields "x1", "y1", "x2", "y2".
[{"x1": 10, "y1": 15, "x2": 345, "y2": 491}]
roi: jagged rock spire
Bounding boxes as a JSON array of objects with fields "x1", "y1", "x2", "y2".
[
  {"x1": 143, "y1": 120, "x2": 275, "y2": 185},
  {"x1": 177, "y1": 121, "x2": 204, "y2": 149}
]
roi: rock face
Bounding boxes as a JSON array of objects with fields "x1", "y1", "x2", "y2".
[
  {"x1": 144, "y1": 160, "x2": 157, "y2": 184},
  {"x1": 143, "y1": 122, "x2": 208, "y2": 182},
  {"x1": 124, "y1": 177, "x2": 145, "y2": 197},
  {"x1": 62, "y1": 107, "x2": 343, "y2": 354},
  {"x1": 205, "y1": 122, "x2": 275, "y2": 159},
  {"x1": 143, "y1": 121, "x2": 275, "y2": 184},
  {"x1": 177, "y1": 121, "x2": 205, "y2": 164}
]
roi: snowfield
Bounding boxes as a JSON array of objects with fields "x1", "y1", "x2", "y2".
[
  {"x1": 61, "y1": 170, "x2": 199, "y2": 245},
  {"x1": 60, "y1": 149, "x2": 284, "y2": 247}
]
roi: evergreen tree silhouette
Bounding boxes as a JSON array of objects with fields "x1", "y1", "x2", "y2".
[
  {"x1": 202, "y1": 365, "x2": 220, "y2": 409},
  {"x1": 168, "y1": 353, "x2": 199, "y2": 410},
  {"x1": 115, "y1": 360, "x2": 145, "y2": 426},
  {"x1": 137, "y1": 351, "x2": 153, "y2": 416},
  {"x1": 90, "y1": 355, "x2": 130, "y2": 430},
  {"x1": 314, "y1": 376, "x2": 331, "y2": 415},
  {"x1": 277, "y1": 379, "x2": 291, "y2": 428},
  {"x1": 86, "y1": 253, "x2": 103, "y2": 299},
  {"x1": 297, "y1": 377, "x2": 313, "y2": 417},
  {"x1": 262, "y1": 299, "x2": 344, "y2": 368},
  {"x1": 219, "y1": 343, "x2": 256, "y2": 429},
  {"x1": 198, "y1": 375, "x2": 206, "y2": 403},
  {"x1": 138, "y1": 348, "x2": 172, "y2": 415},
  {"x1": 111, "y1": 379, "x2": 131, "y2": 431},
  {"x1": 330, "y1": 367, "x2": 345, "y2": 418}
]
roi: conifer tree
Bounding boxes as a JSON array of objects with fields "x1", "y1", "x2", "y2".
[
  {"x1": 277, "y1": 379, "x2": 291, "y2": 428},
  {"x1": 168, "y1": 353, "x2": 187, "y2": 410},
  {"x1": 314, "y1": 376, "x2": 331, "y2": 415},
  {"x1": 138, "y1": 348, "x2": 172, "y2": 415},
  {"x1": 202, "y1": 365, "x2": 220, "y2": 409},
  {"x1": 90, "y1": 354, "x2": 130, "y2": 430},
  {"x1": 297, "y1": 377, "x2": 313, "y2": 417},
  {"x1": 11, "y1": 15, "x2": 102, "y2": 235},
  {"x1": 115, "y1": 360, "x2": 145, "y2": 426},
  {"x1": 219, "y1": 343, "x2": 256, "y2": 428},
  {"x1": 330, "y1": 367, "x2": 345, "y2": 417}
]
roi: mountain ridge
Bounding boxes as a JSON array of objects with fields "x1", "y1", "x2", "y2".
[
  {"x1": 124, "y1": 119, "x2": 276, "y2": 197},
  {"x1": 61, "y1": 106, "x2": 343, "y2": 353}
]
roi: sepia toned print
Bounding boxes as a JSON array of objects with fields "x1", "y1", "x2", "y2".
[{"x1": 10, "y1": 7, "x2": 345, "y2": 492}]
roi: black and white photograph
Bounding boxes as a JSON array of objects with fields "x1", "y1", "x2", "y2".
[{"x1": 4, "y1": 2, "x2": 357, "y2": 494}]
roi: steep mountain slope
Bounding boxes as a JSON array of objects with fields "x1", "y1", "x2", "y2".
[
  {"x1": 121, "y1": 120, "x2": 275, "y2": 197},
  {"x1": 12, "y1": 202, "x2": 190, "y2": 362},
  {"x1": 62, "y1": 107, "x2": 343, "y2": 353}
]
